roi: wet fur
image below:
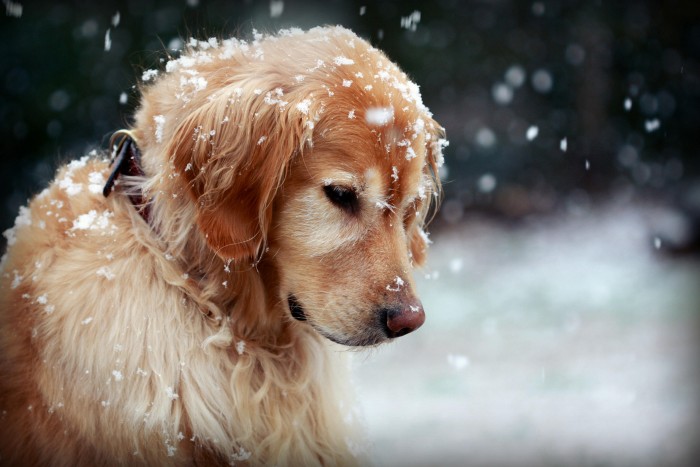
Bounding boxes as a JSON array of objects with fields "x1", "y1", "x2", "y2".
[{"x1": 0, "y1": 26, "x2": 444, "y2": 465}]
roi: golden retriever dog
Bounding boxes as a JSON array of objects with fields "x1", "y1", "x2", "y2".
[{"x1": 0, "y1": 26, "x2": 445, "y2": 465}]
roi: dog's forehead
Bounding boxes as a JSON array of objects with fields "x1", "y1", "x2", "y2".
[{"x1": 306, "y1": 101, "x2": 428, "y2": 203}]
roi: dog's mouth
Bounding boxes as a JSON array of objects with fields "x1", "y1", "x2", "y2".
[
  {"x1": 287, "y1": 294, "x2": 307, "y2": 321},
  {"x1": 286, "y1": 294, "x2": 391, "y2": 347}
]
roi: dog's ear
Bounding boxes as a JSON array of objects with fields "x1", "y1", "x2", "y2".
[
  {"x1": 169, "y1": 87, "x2": 315, "y2": 261},
  {"x1": 408, "y1": 118, "x2": 446, "y2": 268},
  {"x1": 409, "y1": 225, "x2": 429, "y2": 267}
]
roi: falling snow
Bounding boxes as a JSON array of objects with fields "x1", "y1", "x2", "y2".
[
  {"x1": 4, "y1": 0, "x2": 22, "y2": 18},
  {"x1": 477, "y1": 173, "x2": 497, "y2": 193},
  {"x1": 560, "y1": 137, "x2": 568, "y2": 152},
  {"x1": 400, "y1": 11, "x2": 421, "y2": 31},
  {"x1": 645, "y1": 119, "x2": 660, "y2": 132},
  {"x1": 526, "y1": 125, "x2": 539, "y2": 141},
  {"x1": 531, "y1": 69, "x2": 553, "y2": 93},
  {"x1": 269, "y1": 0, "x2": 283, "y2": 18},
  {"x1": 447, "y1": 354, "x2": 470, "y2": 370},
  {"x1": 505, "y1": 65, "x2": 526, "y2": 87},
  {"x1": 475, "y1": 127, "x2": 496, "y2": 148},
  {"x1": 492, "y1": 82, "x2": 513, "y2": 105}
]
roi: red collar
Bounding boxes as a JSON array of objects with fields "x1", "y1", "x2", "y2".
[{"x1": 103, "y1": 131, "x2": 152, "y2": 224}]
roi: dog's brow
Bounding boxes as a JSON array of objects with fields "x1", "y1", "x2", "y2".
[{"x1": 320, "y1": 172, "x2": 359, "y2": 189}]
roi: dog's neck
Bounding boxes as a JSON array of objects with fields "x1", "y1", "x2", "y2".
[{"x1": 103, "y1": 131, "x2": 152, "y2": 224}]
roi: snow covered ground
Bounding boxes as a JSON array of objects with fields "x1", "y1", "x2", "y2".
[{"x1": 354, "y1": 202, "x2": 700, "y2": 467}]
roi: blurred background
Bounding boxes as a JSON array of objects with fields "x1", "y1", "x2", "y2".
[{"x1": 1, "y1": 0, "x2": 699, "y2": 465}]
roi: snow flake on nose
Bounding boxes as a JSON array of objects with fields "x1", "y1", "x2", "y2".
[{"x1": 386, "y1": 276, "x2": 405, "y2": 292}]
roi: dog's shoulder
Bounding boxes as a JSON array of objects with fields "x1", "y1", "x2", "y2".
[
  {"x1": 0, "y1": 153, "x2": 217, "y2": 464},
  {"x1": 3, "y1": 154, "x2": 120, "y2": 255}
]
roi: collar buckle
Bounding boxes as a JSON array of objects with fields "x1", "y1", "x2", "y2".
[{"x1": 103, "y1": 130, "x2": 151, "y2": 224}]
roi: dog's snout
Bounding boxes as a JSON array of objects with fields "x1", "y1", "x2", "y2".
[{"x1": 382, "y1": 302, "x2": 425, "y2": 338}]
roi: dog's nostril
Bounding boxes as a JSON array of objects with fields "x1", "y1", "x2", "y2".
[
  {"x1": 383, "y1": 304, "x2": 425, "y2": 338},
  {"x1": 392, "y1": 326, "x2": 413, "y2": 338}
]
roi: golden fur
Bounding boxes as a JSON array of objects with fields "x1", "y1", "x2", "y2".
[{"x1": 0, "y1": 26, "x2": 445, "y2": 465}]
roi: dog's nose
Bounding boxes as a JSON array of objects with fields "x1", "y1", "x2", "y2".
[{"x1": 383, "y1": 302, "x2": 425, "y2": 338}]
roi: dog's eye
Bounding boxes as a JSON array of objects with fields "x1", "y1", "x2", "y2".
[{"x1": 323, "y1": 185, "x2": 359, "y2": 214}]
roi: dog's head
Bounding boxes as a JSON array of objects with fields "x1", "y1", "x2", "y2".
[{"x1": 140, "y1": 27, "x2": 446, "y2": 346}]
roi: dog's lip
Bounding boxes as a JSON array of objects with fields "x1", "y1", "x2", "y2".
[
  {"x1": 309, "y1": 319, "x2": 388, "y2": 347},
  {"x1": 287, "y1": 294, "x2": 307, "y2": 321},
  {"x1": 286, "y1": 294, "x2": 388, "y2": 346},
  {"x1": 317, "y1": 329, "x2": 387, "y2": 347}
]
